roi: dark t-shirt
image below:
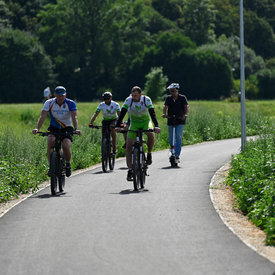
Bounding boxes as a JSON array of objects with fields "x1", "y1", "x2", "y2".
[{"x1": 164, "y1": 94, "x2": 189, "y2": 125}]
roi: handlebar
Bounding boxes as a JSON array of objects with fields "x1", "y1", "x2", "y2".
[
  {"x1": 118, "y1": 128, "x2": 155, "y2": 134},
  {"x1": 37, "y1": 131, "x2": 79, "y2": 136},
  {"x1": 89, "y1": 124, "x2": 116, "y2": 129}
]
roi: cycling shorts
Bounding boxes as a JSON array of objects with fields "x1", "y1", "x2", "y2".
[
  {"x1": 48, "y1": 126, "x2": 74, "y2": 142},
  {"x1": 127, "y1": 120, "x2": 151, "y2": 140},
  {"x1": 101, "y1": 119, "x2": 117, "y2": 139}
]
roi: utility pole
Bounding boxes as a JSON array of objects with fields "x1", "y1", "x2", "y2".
[{"x1": 240, "y1": 0, "x2": 246, "y2": 151}]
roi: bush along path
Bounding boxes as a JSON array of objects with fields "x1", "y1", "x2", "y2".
[{"x1": 226, "y1": 127, "x2": 275, "y2": 246}]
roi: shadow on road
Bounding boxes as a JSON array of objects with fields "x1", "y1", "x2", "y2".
[
  {"x1": 160, "y1": 166, "x2": 181, "y2": 169},
  {"x1": 33, "y1": 192, "x2": 72, "y2": 199},
  {"x1": 118, "y1": 167, "x2": 128, "y2": 170},
  {"x1": 110, "y1": 188, "x2": 149, "y2": 195}
]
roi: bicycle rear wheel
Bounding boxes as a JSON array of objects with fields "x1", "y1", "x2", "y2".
[
  {"x1": 132, "y1": 148, "x2": 141, "y2": 191},
  {"x1": 109, "y1": 137, "x2": 115, "y2": 170},
  {"x1": 101, "y1": 138, "x2": 108, "y2": 172},
  {"x1": 58, "y1": 157, "x2": 65, "y2": 192},
  {"x1": 50, "y1": 151, "x2": 58, "y2": 195}
]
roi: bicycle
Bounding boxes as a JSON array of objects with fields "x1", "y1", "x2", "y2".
[
  {"x1": 89, "y1": 124, "x2": 115, "y2": 172},
  {"x1": 38, "y1": 131, "x2": 77, "y2": 195},
  {"x1": 121, "y1": 128, "x2": 154, "y2": 191}
]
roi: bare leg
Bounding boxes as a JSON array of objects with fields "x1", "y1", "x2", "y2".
[
  {"x1": 111, "y1": 129, "x2": 117, "y2": 152},
  {"x1": 62, "y1": 138, "x2": 72, "y2": 162},
  {"x1": 146, "y1": 132, "x2": 155, "y2": 153}
]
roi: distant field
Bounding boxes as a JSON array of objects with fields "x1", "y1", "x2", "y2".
[{"x1": 0, "y1": 100, "x2": 274, "y2": 135}]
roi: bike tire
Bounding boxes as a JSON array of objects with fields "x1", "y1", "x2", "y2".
[
  {"x1": 132, "y1": 148, "x2": 141, "y2": 191},
  {"x1": 58, "y1": 157, "x2": 65, "y2": 192},
  {"x1": 50, "y1": 151, "x2": 58, "y2": 195},
  {"x1": 101, "y1": 138, "x2": 108, "y2": 172},
  {"x1": 109, "y1": 137, "x2": 115, "y2": 170},
  {"x1": 140, "y1": 154, "x2": 146, "y2": 189}
]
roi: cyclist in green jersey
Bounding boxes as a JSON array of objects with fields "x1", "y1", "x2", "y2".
[{"x1": 116, "y1": 86, "x2": 160, "y2": 181}]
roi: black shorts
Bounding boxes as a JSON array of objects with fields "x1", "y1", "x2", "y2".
[
  {"x1": 101, "y1": 119, "x2": 117, "y2": 138},
  {"x1": 48, "y1": 126, "x2": 74, "y2": 142}
]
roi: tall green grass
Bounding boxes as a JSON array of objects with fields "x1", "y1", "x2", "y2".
[{"x1": 226, "y1": 128, "x2": 275, "y2": 245}]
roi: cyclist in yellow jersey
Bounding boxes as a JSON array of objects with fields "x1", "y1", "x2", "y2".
[{"x1": 116, "y1": 86, "x2": 160, "y2": 181}]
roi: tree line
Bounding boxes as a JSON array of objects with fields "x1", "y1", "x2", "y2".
[{"x1": 0, "y1": 0, "x2": 275, "y2": 103}]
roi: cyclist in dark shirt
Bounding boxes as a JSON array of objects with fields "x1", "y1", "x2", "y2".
[{"x1": 162, "y1": 83, "x2": 189, "y2": 163}]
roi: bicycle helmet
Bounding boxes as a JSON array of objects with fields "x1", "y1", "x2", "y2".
[
  {"x1": 102, "y1": 91, "x2": 112, "y2": 99},
  {"x1": 55, "y1": 86, "x2": 66, "y2": 95},
  {"x1": 167, "y1": 83, "x2": 180, "y2": 90}
]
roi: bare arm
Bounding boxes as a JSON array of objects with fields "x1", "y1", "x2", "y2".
[
  {"x1": 184, "y1": 104, "x2": 189, "y2": 116},
  {"x1": 71, "y1": 110, "x2": 81, "y2": 135},
  {"x1": 32, "y1": 110, "x2": 48, "y2": 134},
  {"x1": 162, "y1": 105, "x2": 168, "y2": 118},
  {"x1": 182, "y1": 104, "x2": 190, "y2": 121},
  {"x1": 89, "y1": 111, "x2": 100, "y2": 125}
]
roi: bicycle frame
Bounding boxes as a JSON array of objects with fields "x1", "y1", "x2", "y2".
[
  {"x1": 121, "y1": 128, "x2": 154, "y2": 191},
  {"x1": 38, "y1": 131, "x2": 76, "y2": 195},
  {"x1": 90, "y1": 124, "x2": 115, "y2": 172}
]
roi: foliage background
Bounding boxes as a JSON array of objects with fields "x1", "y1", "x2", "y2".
[{"x1": 1, "y1": 0, "x2": 275, "y2": 102}]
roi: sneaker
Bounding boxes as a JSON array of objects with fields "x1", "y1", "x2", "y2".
[
  {"x1": 127, "y1": 169, "x2": 133, "y2": 181},
  {"x1": 146, "y1": 153, "x2": 152, "y2": 165},
  {"x1": 66, "y1": 163, "x2": 71, "y2": 177},
  {"x1": 175, "y1": 156, "x2": 180, "y2": 163},
  {"x1": 113, "y1": 148, "x2": 117, "y2": 154}
]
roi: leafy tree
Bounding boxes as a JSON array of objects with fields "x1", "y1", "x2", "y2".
[
  {"x1": 256, "y1": 68, "x2": 275, "y2": 99},
  {"x1": 38, "y1": 0, "x2": 153, "y2": 100},
  {"x1": 181, "y1": 0, "x2": 217, "y2": 45},
  {"x1": 171, "y1": 49, "x2": 233, "y2": 99},
  {"x1": 0, "y1": 1, "x2": 11, "y2": 31},
  {"x1": 4, "y1": 0, "x2": 50, "y2": 32},
  {"x1": 0, "y1": 28, "x2": 55, "y2": 103},
  {"x1": 244, "y1": 11, "x2": 275, "y2": 59},
  {"x1": 199, "y1": 36, "x2": 265, "y2": 78},
  {"x1": 152, "y1": 0, "x2": 183, "y2": 21},
  {"x1": 143, "y1": 67, "x2": 168, "y2": 100},
  {"x1": 212, "y1": 0, "x2": 239, "y2": 37},
  {"x1": 243, "y1": 0, "x2": 275, "y2": 32}
]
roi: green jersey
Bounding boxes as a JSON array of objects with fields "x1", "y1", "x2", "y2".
[{"x1": 122, "y1": 95, "x2": 153, "y2": 123}]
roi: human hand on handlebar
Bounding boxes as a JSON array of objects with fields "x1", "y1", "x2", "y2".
[
  {"x1": 154, "y1": 127, "x2": 161, "y2": 134},
  {"x1": 32, "y1": 129, "x2": 39, "y2": 135},
  {"x1": 75, "y1": 129, "x2": 82, "y2": 136}
]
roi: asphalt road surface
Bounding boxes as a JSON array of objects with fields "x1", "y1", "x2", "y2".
[{"x1": 0, "y1": 138, "x2": 274, "y2": 275}]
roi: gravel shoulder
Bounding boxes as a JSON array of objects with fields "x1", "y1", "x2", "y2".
[{"x1": 210, "y1": 162, "x2": 275, "y2": 264}]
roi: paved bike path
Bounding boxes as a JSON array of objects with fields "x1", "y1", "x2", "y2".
[{"x1": 0, "y1": 138, "x2": 274, "y2": 275}]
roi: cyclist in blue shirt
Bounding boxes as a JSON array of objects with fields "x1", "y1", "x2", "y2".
[{"x1": 32, "y1": 86, "x2": 81, "y2": 177}]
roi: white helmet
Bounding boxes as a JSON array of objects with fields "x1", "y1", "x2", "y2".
[{"x1": 167, "y1": 83, "x2": 180, "y2": 90}]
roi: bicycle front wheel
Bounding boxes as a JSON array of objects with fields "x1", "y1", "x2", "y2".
[
  {"x1": 50, "y1": 151, "x2": 58, "y2": 195},
  {"x1": 101, "y1": 138, "x2": 108, "y2": 172},
  {"x1": 132, "y1": 148, "x2": 141, "y2": 191},
  {"x1": 58, "y1": 157, "x2": 65, "y2": 192},
  {"x1": 109, "y1": 137, "x2": 115, "y2": 171}
]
